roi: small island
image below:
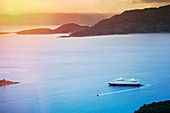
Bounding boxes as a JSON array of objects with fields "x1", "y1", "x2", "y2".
[
  {"x1": 134, "y1": 100, "x2": 170, "y2": 113},
  {"x1": 0, "y1": 79, "x2": 20, "y2": 86}
]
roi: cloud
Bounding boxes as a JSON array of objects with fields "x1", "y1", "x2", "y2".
[{"x1": 133, "y1": 0, "x2": 170, "y2": 3}]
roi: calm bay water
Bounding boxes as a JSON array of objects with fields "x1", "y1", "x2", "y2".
[{"x1": 0, "y1": 33, "x2": 170, "y2": 113}]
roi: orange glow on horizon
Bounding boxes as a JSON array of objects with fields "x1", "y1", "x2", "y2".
[{"x1": 0, "y1": 0, "x2": 169, "y2": 15}]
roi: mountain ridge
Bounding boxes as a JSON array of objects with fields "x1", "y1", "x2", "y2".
[{"x1": 70, "y1": 5, "x2": 170, "y2": 37}]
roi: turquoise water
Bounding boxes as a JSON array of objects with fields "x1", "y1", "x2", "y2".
[{"x1": 0, "y1": 33, "x2": 170, "y2": 113}]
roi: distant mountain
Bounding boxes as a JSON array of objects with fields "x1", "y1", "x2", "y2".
[
  {"x1": 0, "y1": 13, "x2": 111, "y2": 26},
  {"x1": 16, "y1": 23, "x2": 89, "y2": 34},
  {"x1": 70, "y1": 5, "x2": 170, "y2": 37}
]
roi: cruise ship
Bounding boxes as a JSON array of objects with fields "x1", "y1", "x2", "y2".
[{"x1": 108, "y1": 77, "x2": 142, "y2": 86}]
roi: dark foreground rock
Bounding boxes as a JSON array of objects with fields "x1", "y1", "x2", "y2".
[
  {"x1": 134, "y1": 100, "x2": 170, "y2": 113},
  {"x1": 16, "y1": 23, "x2": 89, "y2": 34},
  {"x1": 70, "y1": 5, "x2": 170, "y2": 37},
  {"x1": 0, "y1": 79, "x2": 20, "y2": 86}
]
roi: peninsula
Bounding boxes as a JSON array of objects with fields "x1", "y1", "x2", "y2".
[
  {"x1": 16, "y1": 23, "x2": 89, "y2": 34},
  {"x1": 0, "y1": 79, "x2": 20, "y2": 86},
  {"x1": 0, "y1": 32, "x2": 11, "y2": 34}
]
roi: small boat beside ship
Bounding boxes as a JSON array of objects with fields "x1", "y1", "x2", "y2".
[{"x1": 108, "y1": 77, "x2": 142, "y2": 86}]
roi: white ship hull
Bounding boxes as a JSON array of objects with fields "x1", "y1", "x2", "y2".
[
  {"x1": 108, "y1": 77, "x2": 142, "y2": 86},
  {"x1": 108, "y1": 82, "x2": 142, "y2": 86}
]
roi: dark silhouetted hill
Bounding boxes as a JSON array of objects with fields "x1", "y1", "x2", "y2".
[{"x1": 70, "y1": 5, "x2": 170, "y2": 37}]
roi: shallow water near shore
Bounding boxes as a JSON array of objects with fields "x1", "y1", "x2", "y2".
[{"x1": 0, "y1": 33, "x2": 170, "y2": 113}]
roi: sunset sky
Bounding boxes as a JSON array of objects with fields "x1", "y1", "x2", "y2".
[{"x1": 0, "y1": 0, "x2": 170, "y2": 14}]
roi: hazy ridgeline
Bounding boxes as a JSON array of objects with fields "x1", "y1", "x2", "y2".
[{"x1": 0, "y1": 13, "x2": 112, "y2": 26}]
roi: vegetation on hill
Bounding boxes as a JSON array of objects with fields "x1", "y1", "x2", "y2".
[{"x1": 134, "y1": 100, "x2": 170, "y2": 113}]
